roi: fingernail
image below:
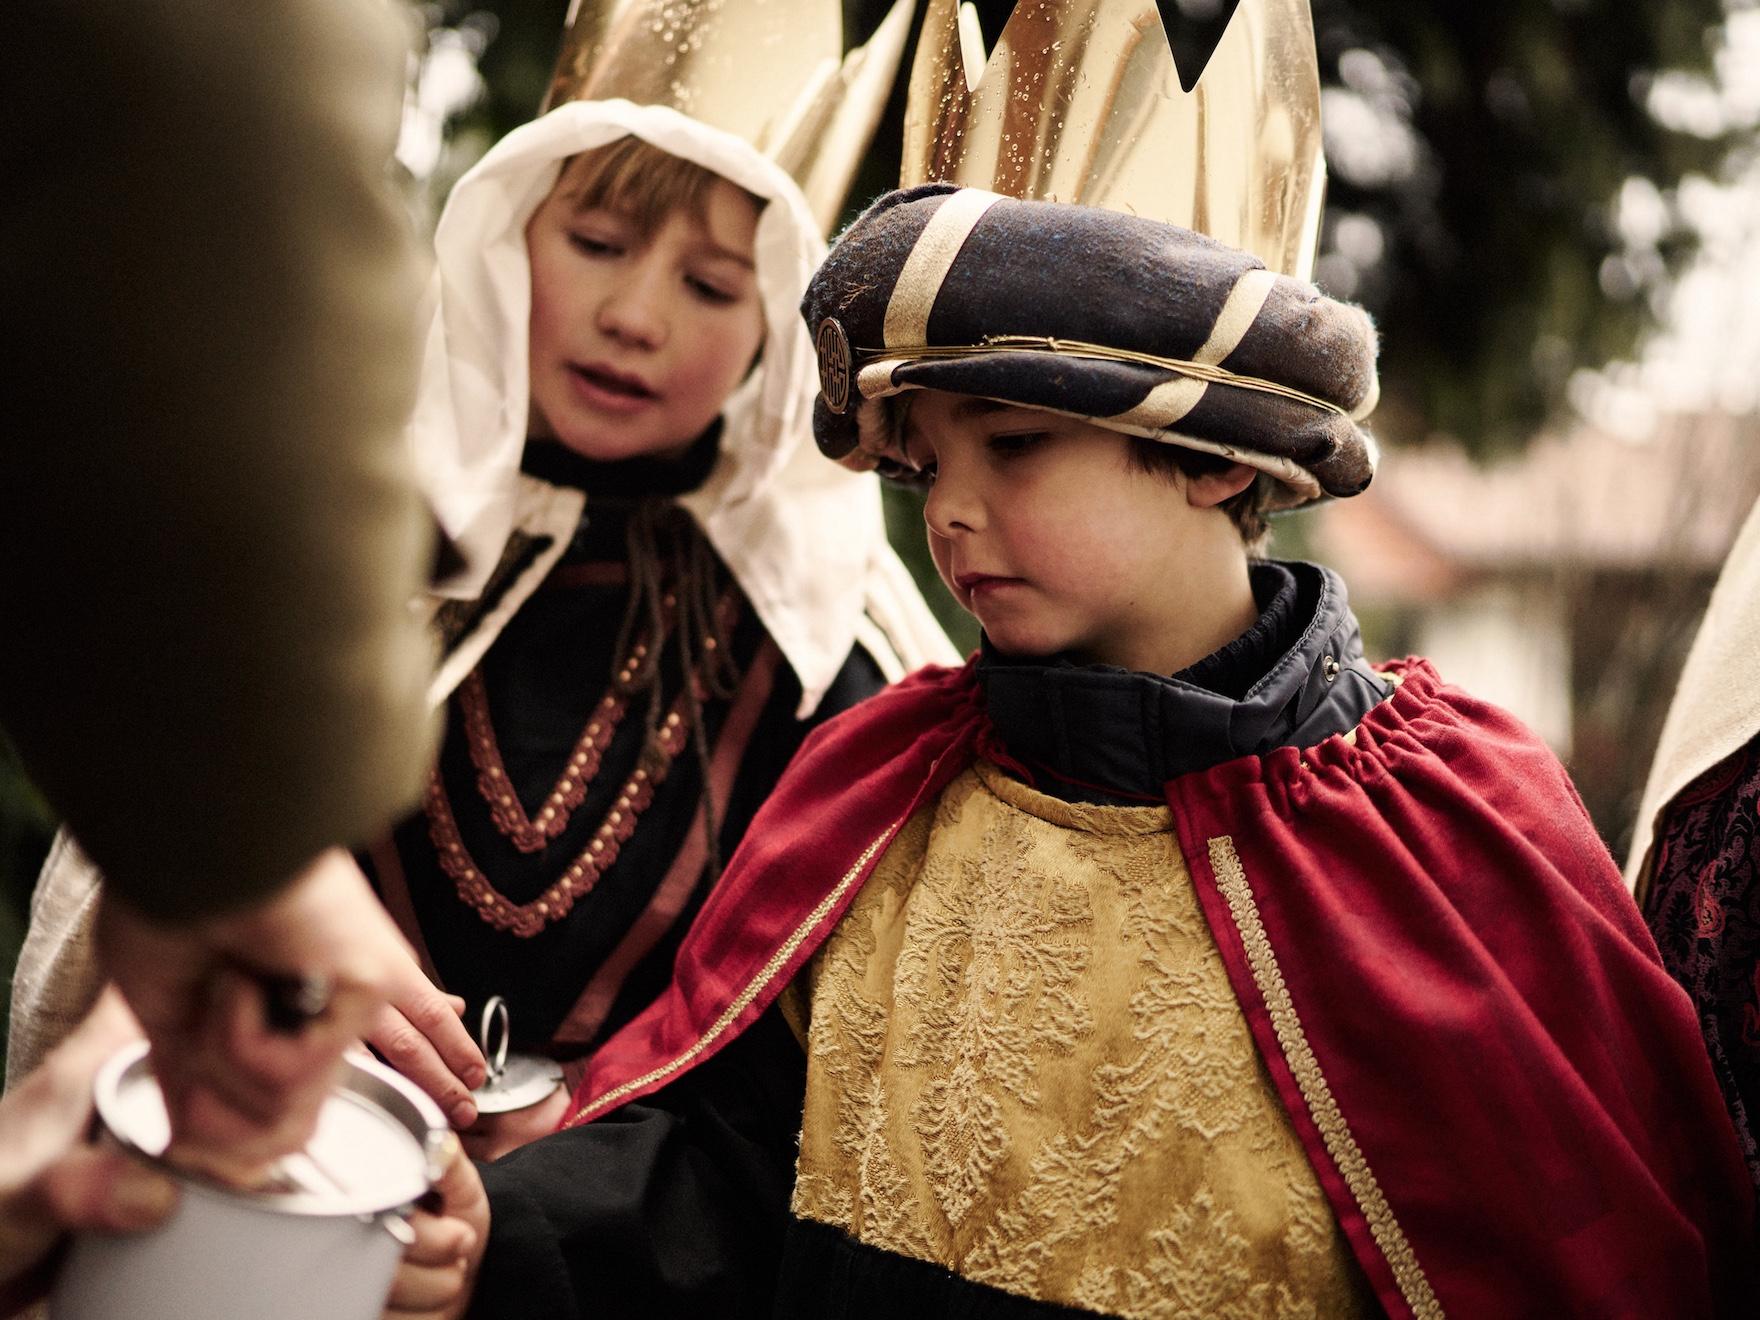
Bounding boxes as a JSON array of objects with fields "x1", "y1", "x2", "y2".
[
  {"x1": 449, "y1": 1100, "x2": 478, "y2": 1129},
  {"x1": 464, "y1": 1065, "x2": 487, "y2": 1089}
]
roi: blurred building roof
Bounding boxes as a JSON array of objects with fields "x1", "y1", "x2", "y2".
[{"x1": 1313, "y1": 411, "x2": 1760, "y2": 602}]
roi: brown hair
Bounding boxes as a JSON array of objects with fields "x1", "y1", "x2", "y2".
[
  {"x1": 1127, "y1": 438, "x2": 1272, "y2": 551},
  {"x1": 550, "y1": 135, "x2": 760, "y2": 231}
]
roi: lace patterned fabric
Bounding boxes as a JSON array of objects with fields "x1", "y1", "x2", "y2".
[
  {"x1": 1643, "y1": 733, "x2": 1760, "y2": 1197},
  {"x1": 793, "y1": 762, "x2": 1374, "y2": 1317}
]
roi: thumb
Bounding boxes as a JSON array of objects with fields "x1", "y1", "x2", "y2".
[
  {"x1": 425, "y1": 1133, "x2": 480, "y2": 1217},
  {"x1": 37, "y1": 1148, "x2": 178, "y2": 1234}
]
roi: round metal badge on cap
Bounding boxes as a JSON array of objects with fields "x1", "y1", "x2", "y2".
[
  {"x1": 470, "y1": 996, "x2": 564, "y2": 1115},
  {"x1": 815, "y1": 317, "x2": 852, "y2": 414}
]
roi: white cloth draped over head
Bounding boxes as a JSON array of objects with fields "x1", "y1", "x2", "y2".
[{"x1": 412, "y1": 98, "x2": 929, "y2": 714}]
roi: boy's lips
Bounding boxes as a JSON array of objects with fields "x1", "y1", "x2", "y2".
[
  {"x1": 954, "y1": 571, "x2": 1024, "y2": 597},
  {"x1": 567, "y1": 361, "x2": 659, "y2": 413}
]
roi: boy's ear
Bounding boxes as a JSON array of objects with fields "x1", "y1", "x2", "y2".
[{"x1": 1184, "y1": 462, "x2": 1258, "y2": 509}]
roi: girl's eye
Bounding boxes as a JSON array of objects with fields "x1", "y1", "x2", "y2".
[
  {"x1": 686, "y1": 275, "x2": 737, "y2": 304},
  {"x1": 569, "y1": 233, "x2": 620, "y2": 257},
  {"x1": 989, "y1": 431, "x2": 1047, "y2": 456}
]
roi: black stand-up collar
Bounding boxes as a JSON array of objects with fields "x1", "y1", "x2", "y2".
[
  {"x1": 520, "y1": 421, "x2": 721, "y2": 499},
  {"x1": 978, "y1": 561, "x2": 1389, "y2": 805},
  {"x1": 520, "y1": 423, "x2": 723, "y2": 563}
]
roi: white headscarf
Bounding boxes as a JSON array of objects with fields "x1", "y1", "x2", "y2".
[{"x1": 410, "y1": 99, "x2": 910, "y2": 713}]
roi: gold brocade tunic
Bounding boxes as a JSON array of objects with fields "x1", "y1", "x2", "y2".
[{"x1": 793, "y1": 762, "x2": 1376, "y2": 1318}]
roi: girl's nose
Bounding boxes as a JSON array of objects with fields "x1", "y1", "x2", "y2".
[{"x1": 596, "y1": 259, "x2": 669, "y2": 349}]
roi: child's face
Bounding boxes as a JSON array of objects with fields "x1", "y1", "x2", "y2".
[
  {"x1": 904, "y1": 391, "x2": 1240, "y2": 670},
  {"x1": 525, "y1": 165, "x2": 765, "y2": 462}
]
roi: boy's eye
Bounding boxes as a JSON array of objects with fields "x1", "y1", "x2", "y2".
[
  {"x1": 877, "y1": 457, "x2": 935, "y2": 490},
  {"x1": 988, "y1": 431, "x2": 1047, "y2": 456}
]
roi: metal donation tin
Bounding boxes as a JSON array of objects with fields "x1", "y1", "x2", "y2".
[
  {"x1": 468, "y1": 996, "x2": 563, "y2": 1116},
  {"x1": 51, "y1": 1041, "x2": 447, "y2": 1320}
]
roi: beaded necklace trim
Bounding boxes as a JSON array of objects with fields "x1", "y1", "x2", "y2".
[
  {"x1": 458, "y1": 661, "x2": 635, "y2": 852},
  {"x1": 426, "y1": 589, "x2": 738, "y2": 939},
  {"x1": 425, "y1": 694, "x2": 693, "y2": 938}
]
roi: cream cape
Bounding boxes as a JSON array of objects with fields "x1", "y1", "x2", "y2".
[{"x1": 411, "y1": 98, "x2": 952, "y2": 715}]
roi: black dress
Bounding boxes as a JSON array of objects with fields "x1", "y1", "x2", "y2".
[{"x1": 365, "y1": 433, "x2": 885, "y2": 1061}]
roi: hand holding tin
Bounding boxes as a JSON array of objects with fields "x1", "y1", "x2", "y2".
[
  {"x1": 384, "y1": 1133, "x2": 486, "y2": 1320},
  {"x1": 93, "y1": 848, "x2": 411, "y2": 1187},
  {"x1": 51, "y1": 1039, "x2": 451, "y2": 1320},
  {"x1": 0, "y1": 990, "x2": 175, "y2": 1316}
]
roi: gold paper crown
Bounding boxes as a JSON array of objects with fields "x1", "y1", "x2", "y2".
[
  {"x1": 543, "y1": 0, "x2": 914, "y2": 235},
  {"x1": 903, "y1": 0, "x2": 1325, "y2": 279}
]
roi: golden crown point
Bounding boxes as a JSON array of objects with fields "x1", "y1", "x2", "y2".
[
  {"x1": 903, "y1": 0, "x2": 1326, "y2": 279},
  {"x1": 544, "y1": 0, "x2": 915, "y2": 236}
]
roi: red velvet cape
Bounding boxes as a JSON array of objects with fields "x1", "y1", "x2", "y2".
[{"x1": 563, "y1": 659, "x2": 1754, "y2": 1317}]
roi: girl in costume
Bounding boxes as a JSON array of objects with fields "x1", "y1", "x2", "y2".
[{"x1": 386, "y1": 92, "x2": 952, "y2": 1152}]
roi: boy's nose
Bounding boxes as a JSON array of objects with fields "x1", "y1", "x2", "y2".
[{"x1": 923, "y1": 473, "x2": 981, "y2": 537}]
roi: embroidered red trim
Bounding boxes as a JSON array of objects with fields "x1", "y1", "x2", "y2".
[{"x1": 552, "y1": 641, "x2": 783, "y2": 1046}]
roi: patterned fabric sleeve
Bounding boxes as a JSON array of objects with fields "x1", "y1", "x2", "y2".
[{"x1": 1642, "y1": 732, "x2": 1760, "y2": 1201}]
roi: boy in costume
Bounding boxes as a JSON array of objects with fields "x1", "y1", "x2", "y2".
[
  {"x1": 9, "y1": 0, "x2": 952, "y2": 1154},
  {"x1": 394, "y1": 1, "x2": 1754, "y2": 1315}
]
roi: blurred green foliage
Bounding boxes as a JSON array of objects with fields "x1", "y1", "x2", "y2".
[{"x1": 1300, "y1": 0, "x2": 1729, "y2": 452}]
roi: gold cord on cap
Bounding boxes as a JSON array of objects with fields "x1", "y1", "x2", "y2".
[
  {"x1": 544, "y1": 0, "x2": 915, "y2": 235},
  {"x1": 860, "y1": 336, "x2": 1347, "y2": 416},
  {"x1": 902, "y1": 0, "x2": 1326, "y2": 278}
]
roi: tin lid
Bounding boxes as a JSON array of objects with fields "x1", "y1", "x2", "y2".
[
  {"x1": 94, "y1": 1042, "x2": 447, "y2": 1217},
  {"x1": 469, "y1": 997, "x2": 564, "y2": 1116}
]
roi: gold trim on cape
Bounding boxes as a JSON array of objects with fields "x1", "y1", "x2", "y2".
[{"x1": 1206, "y1": 836, "x2": 1445, "y2": 1319}]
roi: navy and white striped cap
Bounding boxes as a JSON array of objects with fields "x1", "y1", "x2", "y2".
[{"x1": 802, "y1": 184, "x2": 1380, "y2": 507}]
